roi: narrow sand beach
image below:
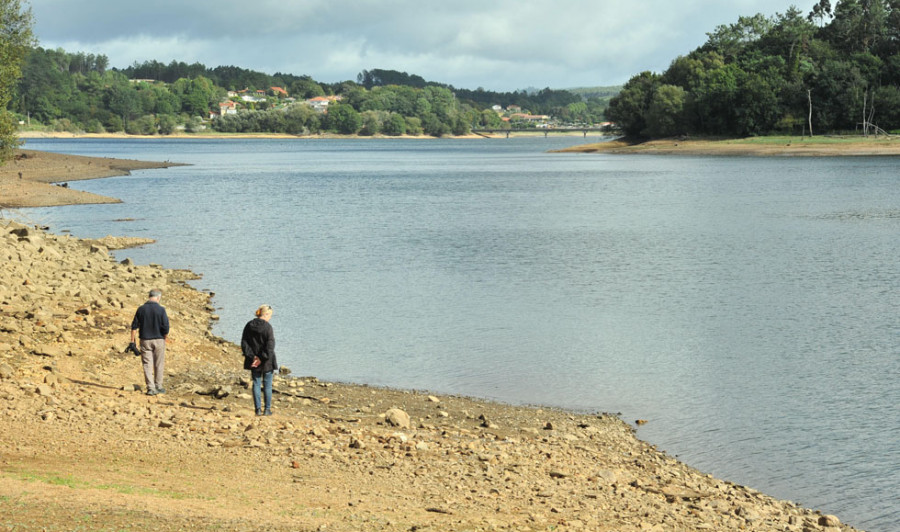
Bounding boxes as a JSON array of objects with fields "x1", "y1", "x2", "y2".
[
  {"x1": 0, "y1": 147, "x2": 863, "y2": 531},
  {"x1": 554, "y1": 136, "x2": 900, "y2": 157}
]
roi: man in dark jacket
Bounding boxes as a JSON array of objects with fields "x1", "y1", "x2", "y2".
[
  {"x1": 131, "y1": 289, "x2": 170, "y2": 396},
  {"x1": 241, "y1": 304, "x2": 277, "y2": 415}
]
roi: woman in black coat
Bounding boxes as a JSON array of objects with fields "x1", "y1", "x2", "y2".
[{"x1": 241, "y1": 304, "x2": 277, "y2": 415}]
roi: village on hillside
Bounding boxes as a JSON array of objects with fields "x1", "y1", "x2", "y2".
[{"x1": 212, "y1": 86, "x2": 604, "y2": 130}]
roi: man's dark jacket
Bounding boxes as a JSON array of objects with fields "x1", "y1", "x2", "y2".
[{"x1": 131, "y1": 301, "x2": 169, "y2": 340}]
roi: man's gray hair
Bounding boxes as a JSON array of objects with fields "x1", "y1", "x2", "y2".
[{"x1": 149, "y1": 289, "x2": 162, "y2": 299}]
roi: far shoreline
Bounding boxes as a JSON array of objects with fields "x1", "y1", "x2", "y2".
[
  {"x1": 553, "y1": 135, "x2": 900, "y2": 157},
  {"x1": 17, "y1": 129, "x2": 606, "y2": 141},
  {"x1": 19, "y1": 129, "x2": 900, "y2": 156}
]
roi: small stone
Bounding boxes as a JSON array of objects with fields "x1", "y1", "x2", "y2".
[
  {"x1": 595, "y1": 469, "x2": 618, "y2": 486},
  {"x1": 479, "y1": 414, "x2": 497, "y2": 428}
]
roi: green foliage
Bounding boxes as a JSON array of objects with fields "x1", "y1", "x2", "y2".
[
  {"x1": 645, "y1": 85, "x2": 687, "y2": 137},
  {"x1": 11, "y1": 44, "x2": 612, "y2": 138},
  {"x1": 358, "y1": 69, "x2": 427, "y2": 89},
  {"x1": 324, "y1": 104, "x2": 362, "y2": 134},
  {"x1": 157, "y1": 114, "x2": 177, "y2": 135},
  {"x1": 359, "y1": 110, "x2": 382, "y2": 136},
  {"x1": 609, "y1": 0, "x2": 900, "y2": 138},
  {"x1": 0, "y1": 0, "x2": 34, "y2": 162},
  {"x1": 606, "y1": 72, "x2": 660, "y2": 137},
  {"x1": 382, "y1": 113, "x2": 407, "y2": 136},
  {"x1": 404, "y1": 116, "x2": 423, "y2": 135}
]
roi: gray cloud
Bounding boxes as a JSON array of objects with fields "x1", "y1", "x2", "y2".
[{"x1": 29, "y1": 0, "x2": 816, "y2": 90}]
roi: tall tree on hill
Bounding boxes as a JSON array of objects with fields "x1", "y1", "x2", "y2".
[{"x1": 0, "y1": 0, "x2": 34, "y2": 163}]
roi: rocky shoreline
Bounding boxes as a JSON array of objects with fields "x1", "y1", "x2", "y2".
[{"x1": 0, "y1": 150, "x2": 864, "y2": 531}]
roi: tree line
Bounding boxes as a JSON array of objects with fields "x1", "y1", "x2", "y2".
[
  {"x1": 607, "y1": 0, "x2": 900, "y2": 138},
  {"x1": 1, "y1": 0, "x2": 33, "y2": 161},
  {"x1": 6, "y1": 49, "x2": 611, "y2": 137}
]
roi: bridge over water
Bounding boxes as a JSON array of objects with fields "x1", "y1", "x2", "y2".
[{"x1": 471, "y1": 128, "x2": 614, "y2": 138}]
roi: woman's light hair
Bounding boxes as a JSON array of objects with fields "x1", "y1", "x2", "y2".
[{"x1": 255, "y1": 304, "x2": 273, "y2": 318}]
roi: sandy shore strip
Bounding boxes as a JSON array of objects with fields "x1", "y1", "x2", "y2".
[
  {"x1": 554, "y1": 136, "x2": 900, "y2": 156},
  {"x1": 0, "y1": 149, "x2": 185, "y2": 208},
  {"x1": 0, "y1": 149, "x2": 864, "y2": 531}
]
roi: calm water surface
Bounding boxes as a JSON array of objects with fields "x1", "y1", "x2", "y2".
[{"x1": 18, "y1": 138, "x2": 899, "y2": 531}]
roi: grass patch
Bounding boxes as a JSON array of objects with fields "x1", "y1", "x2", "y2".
[
  {"x1": 8, "y1": 470, "x2": 202, "y2": 500},
  {"x1": 95, "y1": 482, "x2": 205, "y2": 500},
  {"x1": 721, "y1": 135, "x2": 898, "y2": 145},
  {"x1": 17, "y1": 471, "x2": 86, "y2": 489}
]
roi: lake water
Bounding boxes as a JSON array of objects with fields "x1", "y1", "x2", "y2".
[{"x1": 15, "y1": 137, "x2": 899, "y2": 531}]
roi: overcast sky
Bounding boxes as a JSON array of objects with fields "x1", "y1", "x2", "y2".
[{"x1": 29, "y1": 0, "x2": 816, "y2": 91}]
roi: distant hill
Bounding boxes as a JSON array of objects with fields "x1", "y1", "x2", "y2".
[{"x1": 566, "y1": 86, "x2": 623, "y2": 100}]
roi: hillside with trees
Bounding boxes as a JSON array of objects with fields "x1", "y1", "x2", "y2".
[
  {"x1": 6, "y1": 51, "x2": 611, "y2": 137},
  {"x1": 607, "y1": 0, "x2": 900, "y2": 138}
]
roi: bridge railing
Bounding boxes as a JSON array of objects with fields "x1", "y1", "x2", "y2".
[{"x1": 471, "y1": 128, "x2": 616, "y2": 138}]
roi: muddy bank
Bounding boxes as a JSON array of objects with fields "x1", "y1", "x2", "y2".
[{"x1": 0, "y1": 149, "x2": 184, "y2": 208}]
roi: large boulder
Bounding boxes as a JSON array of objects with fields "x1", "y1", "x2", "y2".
[{"x1": 385, "y1": 408, "x2": 411, "y2": 429}]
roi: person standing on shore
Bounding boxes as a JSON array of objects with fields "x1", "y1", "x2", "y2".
[
  {"x1": 130, "y1": 289, "x2": 170, "y2": 396},
  {"x1": 241, "y1": 304, "x2": 278, "y2": 416}
]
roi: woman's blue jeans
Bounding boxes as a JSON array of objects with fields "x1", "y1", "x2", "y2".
[{"x1": 252, "y1": 370, "x2": 273, "y2": 413}]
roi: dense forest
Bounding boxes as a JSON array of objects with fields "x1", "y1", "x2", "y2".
[
  {"x1": 6, "y1": 52, "x2": 610, "y2": 137},
  {"x1": 7, "y1": 0, "x2": 897, "y2": 139},
  {"x1": 607, "y1": 0, "x2": 900, "y2": 137}
]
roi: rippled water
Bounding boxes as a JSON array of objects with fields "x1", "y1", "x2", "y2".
[{"x1": 18, "y1": 137, "x2": 899, "y2": 531}]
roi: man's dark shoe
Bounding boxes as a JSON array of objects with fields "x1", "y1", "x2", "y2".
[
  {"x1": 146, "y1": 389, "x2": 157, "y2": 396},
  {"x1": 156, "y1": 388, "x2": 165, "y2": 394}
]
